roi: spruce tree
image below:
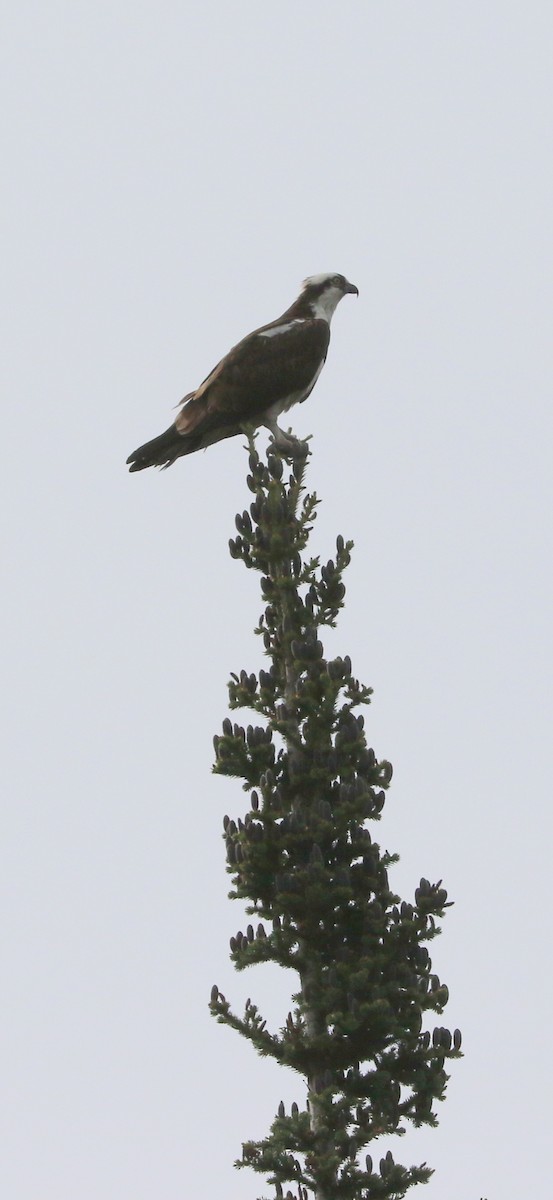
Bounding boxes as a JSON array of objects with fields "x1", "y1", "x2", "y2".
[{"x1": 210, "y1": 437, "x2": 460, "y2": 1200}]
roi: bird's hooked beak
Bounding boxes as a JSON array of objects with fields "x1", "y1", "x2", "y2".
[{"x1": 343, "y1": 278, "x2": 359, "y2": 296}]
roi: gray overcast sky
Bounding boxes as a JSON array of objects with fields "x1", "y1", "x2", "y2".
[{"x1": 2, "y1": 3, "x2": 552, "y2": 1197}]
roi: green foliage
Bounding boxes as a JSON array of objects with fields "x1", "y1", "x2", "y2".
[{"x1": 210, "y1": 437, "x2": 460, "y2": 1200}]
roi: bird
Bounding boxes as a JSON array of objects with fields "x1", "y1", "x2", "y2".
[{"x1": 126, "y1": 272, "x2": 358, "y2": 472}]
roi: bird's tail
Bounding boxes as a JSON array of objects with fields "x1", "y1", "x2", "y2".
[{"x1": 126, "y1": 424, "x2": 200, "y2": 472}]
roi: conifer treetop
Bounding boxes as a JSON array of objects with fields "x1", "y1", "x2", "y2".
[{"x1": 210, "y1": 436, "x2": 460, "y2": 1200}]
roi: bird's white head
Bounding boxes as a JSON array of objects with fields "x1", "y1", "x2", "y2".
[{"x1": 301, "y1": 272, "x2": 359, "y2": 322}]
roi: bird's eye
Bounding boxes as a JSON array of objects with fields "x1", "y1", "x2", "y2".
[{"x1": 332, "y1": 275, "x2": 342, "y2": 286}]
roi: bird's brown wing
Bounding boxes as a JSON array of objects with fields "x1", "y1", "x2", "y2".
[{"x1": 175, "y1": 319, "x2": 330, "y2": 437}]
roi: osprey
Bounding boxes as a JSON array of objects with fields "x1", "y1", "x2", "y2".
[{"x1": 126, "y1": 272, "x2": 358, "y2": 472}]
